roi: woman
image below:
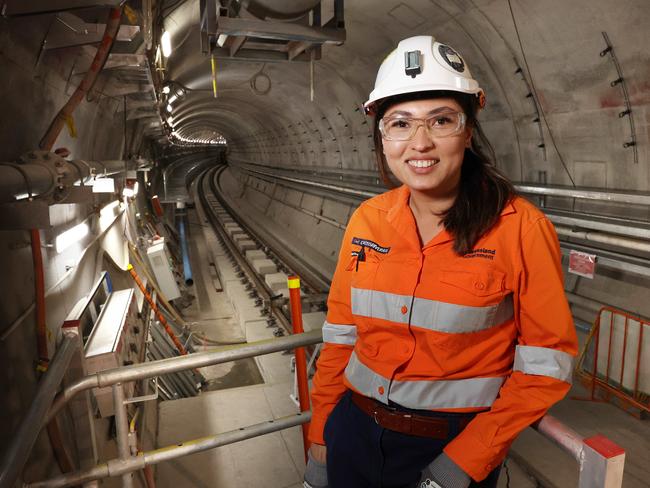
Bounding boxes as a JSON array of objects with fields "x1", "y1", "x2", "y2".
[{"x1": 303, "y1": 36, "x2": 577, "y2": 488}]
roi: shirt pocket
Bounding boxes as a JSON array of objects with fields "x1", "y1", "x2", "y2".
[{"x1": 439, "y1": 268, "x2": 506, "y2": 298}]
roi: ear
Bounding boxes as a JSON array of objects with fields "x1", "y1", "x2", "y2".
[{"x1": 464, "y1": 126, "x2": 473, "y2": 148}]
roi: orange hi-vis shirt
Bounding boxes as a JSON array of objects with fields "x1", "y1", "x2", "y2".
[{"x1": 308, "y1": 185, "x2": 578, "y2": 482}]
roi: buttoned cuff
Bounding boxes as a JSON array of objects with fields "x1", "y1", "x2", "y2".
[{"x1": 426, "y1": 452, "x2": 471, "y2": 488}]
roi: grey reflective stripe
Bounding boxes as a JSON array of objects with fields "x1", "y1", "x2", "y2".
[
  {"x1": 344, "y1": 351, "x2": 505, "y2": 409},
  {"x1": 351, "y1": 287, "x2": 513, "y2": 333},
  {"x1": 514, "y1": 345, "x2": 574, "y2": 383},
  {"x1": 322, "y1": 321, "x2": 357, "y2": 346}
]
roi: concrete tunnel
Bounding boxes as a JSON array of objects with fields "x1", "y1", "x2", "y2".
[{"x1": 0, "y1": 0, "x2": 649, "y2": 487}]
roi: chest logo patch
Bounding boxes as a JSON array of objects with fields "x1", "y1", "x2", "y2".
[
  {"x1": 351, "y1": 237, "x2": 390, "y2": 254},
  {"x1": 463, "y1": 248, "x2": 497, "y2": 260}
]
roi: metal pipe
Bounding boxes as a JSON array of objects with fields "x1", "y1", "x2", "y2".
[
  {"x1": 112, "y1": 384, "x2": 135, "y2": 488},
  {"x1": 27, "y1": 412, "x2": 311, "y2": 488},
  {"x1": 548, "y1": 212, "x2": 650, "y2": 240},
  {"x1": 178, "y1": 214, "x2": 194, "y2": 285},
  {"x1": 514, "y1": 183, "x2": 650, "y2": 206},
  {"x1": 555, "y1": 225, "x2": 650, "y2": 253},
  {"x1": 0, "y1": 334, "x2": 78, "y2": 488},
  {"x1": 0, "y1": 163, "x2": 56, "y2": 202},
  {"x1": 47, "y1": 330, "x2": 322, "y2": 423},
  {"x1": 533, "y1": 415, "x2": 584, "y2": 462}
]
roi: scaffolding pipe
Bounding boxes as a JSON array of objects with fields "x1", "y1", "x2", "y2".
[
  {"x1": 515, "y1": 183, "x2": 650, "y2": 206},
  {"x1": 112, "y1": 384, "x2": 135, "y2": 488},
  {"x1": 555, "y1": 225, "x2": 650, "y2": 253},
  {"x1": 533, "y1": 415, "x2": 584, "y2": 461},
  {"x1": 0, "y1": 333, "x2": 78, "y2": 488},
  {"x1": 46, "y1": 330, "x2": 323, "y2": 424},
  {"x1": 26, "y1": 412, "x2": 311, "y2": 488}
]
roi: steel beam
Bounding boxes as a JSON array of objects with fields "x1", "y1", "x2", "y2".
[
  {"x1": 216, "y1": 17, "x2": 345, "y2": 44},
  {"x1": 1, "y1": 0, "x2": 122, "y2": 16}
]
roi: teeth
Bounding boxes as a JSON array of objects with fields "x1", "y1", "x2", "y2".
[{"x1": 407, "y1": 159, "x2": 438, "y2": 168}]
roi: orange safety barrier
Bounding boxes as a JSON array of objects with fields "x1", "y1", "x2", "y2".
[
  {"x1": 288, "y1": 275, "x2": 311, "y2": 462},
  {"x1": 576, "y1": 306, "x2": 650, "y2": 417}
]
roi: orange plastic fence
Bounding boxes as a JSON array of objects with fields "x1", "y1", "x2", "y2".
[{"x1": 576, "y1": 306, "x2": 649, "y2": 416}]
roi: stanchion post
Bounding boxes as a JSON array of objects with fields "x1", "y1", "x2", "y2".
[{"x1": 287, "y1": 275, "x2": 311, "y2": 462}]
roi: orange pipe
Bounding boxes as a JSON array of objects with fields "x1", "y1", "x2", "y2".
[
  {"x1": 287, "y1": 275, "x2": 311, "y2": 462},
  {"x1": 127, "y1": 264, "x2": 188, "y2": 356},
  {"x1": 30, "y1": 229, "x2": 48, "y2": 363},
  {"x1": 39, "y1": 7, "x2": 123, "y2": 150}
]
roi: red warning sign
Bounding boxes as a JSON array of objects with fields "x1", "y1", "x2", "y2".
[{"x1": 568, "y1": 250, "x2": 597, "y2": 279}]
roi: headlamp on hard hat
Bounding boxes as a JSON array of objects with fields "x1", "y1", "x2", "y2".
[{"x1": 404, "y1": 50, "x2": 423, "y2": 78}]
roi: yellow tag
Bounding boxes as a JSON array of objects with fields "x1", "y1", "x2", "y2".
[
  {"x1": 287, "y1": 277, "x2": 300, "y2": 289},
  {"x1": 124, "y1": 5, "x2": 138, "y2": 24},
  {"x1": 64, "y1": 114, "x2": 77, "y2": 138},
  {"x1": 211, "y1": 55, "x2": 218, "y2": 98},
  {"x1": 127, "y1": 263, "x2": 134, "y2": 271}
]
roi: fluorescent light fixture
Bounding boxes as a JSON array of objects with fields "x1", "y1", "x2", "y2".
[
  {"x1": 166, "y1": 103, "x2": 173, "y2": 112},
  {"x1": 56, "y1": 222, "x2": 89, "y2": 253},
  {"x1": 161, "y1": 31, "x2": 172, "y2": 57},
  {"x1": 162, "y1": 85, "x2": 171, "y2": 94},
  {"x1": 217, "y1": 34, "x2": 228, "y2": 47},
  {"x1": 168, "y1": 94, "x2": 178, "y2": 104},
  {"x1": 92, "y1": 177, "x2": 115, "y2": 193}
]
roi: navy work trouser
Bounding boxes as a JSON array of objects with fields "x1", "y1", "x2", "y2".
[{"x1": 323, "y1": 391, "x2": 501, "y2": 488}]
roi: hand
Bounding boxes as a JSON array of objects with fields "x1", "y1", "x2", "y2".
[{"x1": 304, "y1": 444, "x2": 328, "y2": 488}]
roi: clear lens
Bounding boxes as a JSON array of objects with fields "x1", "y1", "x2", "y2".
[{"x1": 380, "y1": 111, "x2": 466, "y2": 140}]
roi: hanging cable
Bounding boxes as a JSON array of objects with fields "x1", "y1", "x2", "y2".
[{"x1": 507, "y1": 0, "x2": 576, "y2": 187}]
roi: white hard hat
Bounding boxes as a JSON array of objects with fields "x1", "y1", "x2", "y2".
[{"x1": 364, "y1": 35, "x2": 485, "y2": 115}]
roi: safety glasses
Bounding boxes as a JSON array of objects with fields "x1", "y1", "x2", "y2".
[{"x1": 379, "y1": 111, "x2": 467, "y2": 141}]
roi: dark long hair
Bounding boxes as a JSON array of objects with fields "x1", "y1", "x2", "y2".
[{"x1": 373, "y1": 90, "x2": 516, "y2": 255}]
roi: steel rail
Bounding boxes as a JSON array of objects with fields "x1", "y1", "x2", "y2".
[
  {"x1": 0, "y1": 334, "x2": 78, "y2": 488},
  {"x1": 26, "y1": 412, "x2": 312, "y2": 488},
  {"x1": 46, "y1": 329, "x2": 322, "y2": 425}
]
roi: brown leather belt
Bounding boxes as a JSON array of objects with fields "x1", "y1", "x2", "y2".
[{"x1": 351, "y1": 391, "x2": 470, "y2": 439}]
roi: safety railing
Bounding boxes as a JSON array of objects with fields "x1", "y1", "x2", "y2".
[
  {"x1": 576, "y1": 306, "x2": 650, "y2": 417},
  {"x1": 2, "y1": 313, "x2": 627, "y2": 488}
]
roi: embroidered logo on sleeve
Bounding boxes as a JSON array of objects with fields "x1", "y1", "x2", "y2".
[
  {"x1": 463, "y1": 248, "x2": 496, "y2": 260},
  {"x1": 351, "y1": 237, "x2": 390, "y2": 254}
]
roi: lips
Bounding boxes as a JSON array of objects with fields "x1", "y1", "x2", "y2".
[{"x1": 406, "y1": 159, "x2": 439, "y2": 168}]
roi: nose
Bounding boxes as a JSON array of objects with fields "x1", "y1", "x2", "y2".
[{"x1": 410, "y1": 123, "x2": 435, "y2": 151}]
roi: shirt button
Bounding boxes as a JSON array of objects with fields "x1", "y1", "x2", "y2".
[
  {"x1": 475, "y1": 281, "x2": 485, "y2": 290},
  {"x1": 400, "y1": 305, "x2": 408, "y2": 314},
  {"x1": 378, "y1": 386, "x2": 385, "y2": 395}
]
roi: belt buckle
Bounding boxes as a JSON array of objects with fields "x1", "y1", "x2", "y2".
[{"x1": 372, "y1": 408, "x2": 380, "y2": 425}]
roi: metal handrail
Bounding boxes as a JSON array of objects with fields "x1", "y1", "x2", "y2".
[
  {"x1": 0, "y1": 333, "x2": 78, "y2": 488},
  {"x1": 6, "y1": 325, "x2": 625, "y2": 488},
  {"x1": 46, "y1": 329, "x2": 323, "y2": 424}
]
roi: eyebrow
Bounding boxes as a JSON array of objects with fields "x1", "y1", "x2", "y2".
[{"x1": 385, "y1": 106, "x2": 457, "y2": 117}]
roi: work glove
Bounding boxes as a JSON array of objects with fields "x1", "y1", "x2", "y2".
[
  {"x1": 417, "y1": 453, "x2": 471, "y2": 488},
  {"x1": 303, "y1": 449, "x2": 328, "y2": 488}
]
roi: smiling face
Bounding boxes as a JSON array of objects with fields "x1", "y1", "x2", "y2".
[{"x1": 380, "y1": 97, "x2": 472, "y2": 201}]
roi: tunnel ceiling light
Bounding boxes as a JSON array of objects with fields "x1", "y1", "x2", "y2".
[
  {"x1": 162, "y1": 85, "x2": 170, "y2": 94},
  {"x1": 56, "y1": 222, "x2": 89, "y2": 253},
  {"x1": 166, "y1": 103, "x2": 173, "y2": 112},
  {"x1": 166, "y1": 116, "x2": 174, "y2": 126},
  {"x1": 161, "y1": 31, "x2": 172, "y2": 58},
  {"x1": 217, "y1": 34, "x2": 228, "y2": 47},
  {"x1": 168, "y1": 94, "x2": 178, "y2": 105}
]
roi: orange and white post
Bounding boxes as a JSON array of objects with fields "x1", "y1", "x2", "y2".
[{"x1": 287, "y1": 275, "x2": 311, "y2": 462}]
